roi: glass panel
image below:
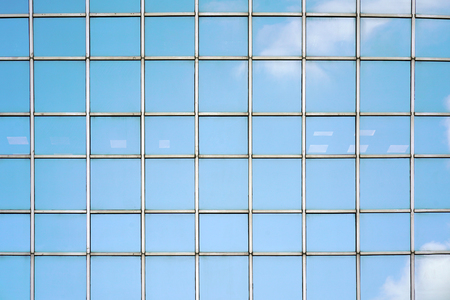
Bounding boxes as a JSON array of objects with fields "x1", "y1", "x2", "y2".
[
  {"x1": 361, "y1": 61, "x2": 410, "y2": 112},
  {"x1": 146, "y1": 61, "x2": 194, "y2": 112},
  {"x1": 306, "y1": 17, "x2": 355, "y2": 56},
  {"x1": 415, "y1": 117, "x2": 450, "y2": 154},
  {"x1": 145, "y1": 17, "x2": 194, "y2": 56},
  {"x1": 416, "y1": 62, "x2": 450, "y2": 113},
  {"x1": 0, "y1": 159, "x2": 30, "y2": 210},
  {"x1": 91, "y1": 214, "x2": 140, "y2": 252},
  {"x1": 200, "y1": 0, "x2": 248, "y2": 12},
  {"x1": 35, "y1": 116, "x2": 86, "y2": 155},
  {"x1": 253, "y1": 117, "x2": 301, "y2": 154},
  {"x1": 415, "y1": 255, "x2": 450, "y2": 300},
  {"x1": 416, "y1": 19, "x2": 450, "y2": 58},
  {"x1": 416, "y1": 0, "x2": 450, "y2": 16},
  {"x1": 199, "y1": 159, "x2": 248, "y2": 210},
  {"x1": 306, "y1": 214, "x2": 355, "y2": 252},
  {"x1": 415, "y1": 158, "x2": 450, "y2": 209},
  {"x1": 90, "y1": 61, "x2": 140, "y2": 113},
  {"x1": 146, "y1": 0, "x2": 194, "y2": 12},
  {"x1": 91, "y1": 117, "x2": 140, "y2": 155},
  {"x1": 34, "y1": 18, "x2": 85, "y2": 56},
  {"x1": 0, "y1": 61, "x2": 29, "y2": 112},
  {"x1": 35, "y1": 61, "x2": 85, "y2": 112},
  {"x1": 253, "y1": 256, "x2": 302, "y2": 300},
  {"x1": 199, "y1": 117, "x2": 247, "y2": 154},
  {"x1": 253, "y1": 0, "x2": 301, "y2": 12},
  {"x1": 306, "y1": 117, "x2": 355, "y2": 154},
  {"x1": 146, "y1": 159, "x2": 194, "y2": 210},
  {"x1": 200, "y1": 214, "x2": 248, "y2": 252},
  {"x1": 253, "y1": 214, "x2": 302, "y2": 252},
  {"x1": 199, "y1": 61, "x2": 248, "y2": 112},
  {"x1": 91, "y1": 159, "x2": 140, "y2": 210},
  {"x1": 0, "y1": 256, "x2": 30, "y2": 300},
  {"x1": 0, "y1": 117, "x2": 30, "y2": 155},
  {"x1": 200, "y1": 256, "x2": 248, "y2": 300},
  {"x1": 146, "y1": 256, "x2": 195, "y2": 300},
  {"x1": 306, "y1": 159, "x2": 355, "y2": 209},
  {"x1": 361, "y1": 0, "x2": 411, "y2": 13},
  {"x1": 415, "y1": 213, "x2": 450, "y2": 251},
  {"x1": 0, "y1": 214, "x2": 30, "y2": 252},
  {"x1": 307, "y1": 0, "x2": 355, "y2": 12},
  {"x1": 360, "y1": 159, "x2": 410, "y2": 209},
  {"x1": 145, "y1": 117, "x2": 194, "y2": 154},
  {"x1": 199, "y1": 17, "x2": 248, "y2": 56},
  {"x1": 0, "y1": 19, "x2": 29, "y2": 57},
  {"x1": 90, "y1": 0, "x2": 139, "y2": 12},
  {"x1": 306, "y1": 61, "x2": 355, "y2": 112},
  {"x1": 146, "y1": 214, "x2": 195, "y2": 252},
  {"x1": 0, "y1": 0, "x2": 28, "y2": 13},
  {"x1": 34, "y1": 0, "x2": 84, "y2": 13},
  {"x1": 90, "y1": 17, "x2": 140, "y2": 56},
  {"x1": 360, "y1": 116, "x2": 410, "y2": 154},
  {"x1": 91, "y1": 257, "x2": 141, "y2": 300}
]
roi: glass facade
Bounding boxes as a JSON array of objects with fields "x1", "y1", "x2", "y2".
[{"x1": 0, "y1": 0, "x2": 450, "y2": 299}]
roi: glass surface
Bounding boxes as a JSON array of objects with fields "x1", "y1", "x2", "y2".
[
  {"x1": 306, "y1": 117, "x2": 355, "y2": 154},
  {"x1": 200, "y1": 214, "x2": 248, "y2": 252},
  {"x1": 253, "y1": 256, "x2": 302, "y2": 300},
  {"x1": 253, "y1": 0, "x2": 301, "y2": 12},
  {"x1": 307, "y1": 214, "x2": 355, "y2": 252},
  {"x1": 0, "y1": 159, "x2": 30, "y2": 210},
  {"x1": 0, "y1": 19, "x2": 28, "y2": 57},
  {"x1": 361, "y1": 18, "x2": 411, "y2": 57},
  {"x1": 253, "y1": 117, "x2": 301, "y2": 154},
  {"x1": 200, "y1": 256, "x2": 248, "y2": 300},
  {"x1": 361, "y1": 0, "x2": 411, "y2": 13},
  {"x1": 306, "y1": 159, "x2": 355, "y2": 209},
  {"x1": 0, "y1": 61, "x2": 29, "y2": 112},
  {"x1": 91, "y1": 256, "x2": 141, "y2": 300},
  {"x1": 253, "y1": 17, "x2": 301, "y2": 56},
  {"x1": 146, "y1": 159, "x2": 194, "y2": 210},
  {"x1": 146, "y1": 256, "x2": 195, "y2": 300},
  {"x1": 252, "y1": 159, "x2": 301, "y2": 210},
  {"x1": 199, "y1": 17, "x2": 248, "y2": 56},
  {"x1": 90, "y1": 61, "x2": 140, "y2": 113},
  {"x1": 0, "y1": 214, "x2": 30, "y2": 252},
  {"x1": 416, "y1": 0, "x2": 450, "y2": 16},
  {"x1": 415, "y1": 213, "x2": 450, "y2": 251},
  {"x1": 199, "y1": 159, "x2": 248, "y2": 210},
  {"x1": 145, "y1": 117, "x2": 194, "y2": 154},
  {"x1": 199, "y1": 61, "x2": 248, "y2": 112},
  {"x1": 91, "y1": 214, "x2": 140, "y2": 252},
  {"x1": 306, "y1": 18, "x2": 355, "y2": 57},
  {"x1": 416, "y1": 62, "x2": 450, "y2": 112},
  {"x1": 35, "y1": 61, "x2": 85, "y2": 112},
  {"x1": 146, "y1": 61, "x2": 194, "y2": 112},
  {"x1": 0, "y1": 0, "x2": 28, "y2": 13},
  {"x1": 34, "y1": 0, "x2": 84, "y2": 13},
  {"x1": 361, "y1": 61, "x2": 410, "y2": 112},
  {"x1": 145, "y1": 17, "x2": 194, "y2": 56},
  {"x1": 0, "y1": 117, "x2": 29, "y2": 155},
  {"x1": 91, "y1": 159, "x2": 140, "y2": 210},
  {"x1": 253, "y1": 214, "x2": 302, "y2": 252},
  {"x1": 90, "y1": 17, "x2": 140, "y2": 56},
  {"x1": 415, "y1": 158, "x2": 450, "y2": 209},
  {"x1": 307, "y1": 0, "x2": 355, "y2": 12},
  {"x1": 146, "y1": 0, "x2": 194, "y2": 12},
  {"x1": 90, "y1": 0, "x2": 139, "y2": 12},
  {"x1": 199, "y1": 117, "x2": 247, "y2": 154},
  {"x1": 360, "y1": 159, "x2": 410, "y2": 209},
  {"x1": 415, "y1": 255, "x2": 450, "y2": 300},
  {"x1": 415, "y1": 117, "x2": 450, "y2": 154},
  {"x1": 91, "y1": 117, "x2": 140, "y2": 155},
  {"x1": 200, "y1": 0, "x2": 248, "y2": 12},
  {"x1": 146, "y1": 214, "x2": 195, "y2": 252},
  {"x1": 306, "y1": 61, "x2": 355, "y2": 112},
  {"x1": 416, "y1": 19, "x2": 450, "y2": 58},
  {"x1": 35, "y1": 256, "x2": 86, "y2": 300},
  {"x1": 0, "y1": 256, "x2": 30, "y2": 300},
  {"x1": 35, "y1": 116, "x2": 86, "y2": 155},
  {"x1": 34, "y1": 18, "x2": 85, "y2": 57}
]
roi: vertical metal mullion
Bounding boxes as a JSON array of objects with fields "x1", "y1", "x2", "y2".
[
  {"x1": 410, "y1": 0, "x2": 416, "y2": 298},
  {"x1": 140, "y1": 0, "x2": 146, "y2": 298},
  {"x1": 355, "y1": 0, "x2": 361, "y2": 299},
  {"x1": 29, "y1": 0, "x2": 34, "y2": 298},
  {"x1": 85, "y1": 0, "x2": 90, "y2": 298},
  {"x1": 248, "y1": 1, "x2": 253, "y2": 299},
  {"x1": 194, "y1": 1, "x2": 200, "y2": 300},
  {"x1": 301, "y1": 0, "x2": 307, "y2": 299}
]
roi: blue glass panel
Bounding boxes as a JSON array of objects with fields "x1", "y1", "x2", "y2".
[
  {"x1": 415, "y1": 255, "x2": 450, "y2": 300},
  {"x1": 253, "y1": 117, "x2": 301, "y2": 154},
  {"x1": 90, "y1": 0, "x2": 139, "y2": 12},
  {"x1": 146, "y1": 0, "x2": 194, "y2": 12},
  {"x1": 0, "y1": 0, "x2": 28, "y2": 13},
  {"x1": 91, "y1": 214, "x2": 140, "y2": 252},
  {"x1": 199, "y1": 61, "x2": 248, "y2": 112},
  {"x1": 253, "y1": 0, "x2": 301, "y2": 12},
  {"x1": 0, "y1": 61, "x2": 29, "y2": 112},
  {"x1": 200, "y1": 214, "x2": 248, "y2": 252},
  {"x1": 35, "y1": 116, "x2": 86, "y2": 155},
  {"x1": 306, "y1": 61, "x2": 355, "y2": 112},
  {"x1": 0, "y1": 19, "x2": 28, "y2": 57},
  {"x1": 306, "y1": 117, "x2": 355, "y2": 154},
  {"x1": 200, "y1": 0, "x2": 248, "y2": 12},
  {"x1": 416, "y1": 0, "x2": 450, "y2": 16},
  {"x1": 306, "y1": 159, "x2": 355, "y2": 209},
  {"x1": 307, "y1": 214, "x2": 355, "y2": 252},
  {"x1": 307, "y1": 0, "x2": 355, "y2": 12},
  {"x1": 199, "y1": 17, "x2": 248, "y2": 56},
  {"x1": 361, "y1": 0, "x2": 411, "y2": 13},
  {"x1": 145, "y1": 117, "x2": 194, "y2": 154},
  {"x1": 361, "y1": 61, "x2": 410, "y2": 112},
  {"x1": 91, "y1": 117, "x2": 140, "y2": 155},
  {"x1": 416, "y1": 19, "x2": 450, "y2": 58},
  {"x1": 35, "y1": 61, "x2": 85, "y2": 112},
  {"x1": 34, "y1": 18, "x2": 85, "y2": 57},
  {"x1": 199, "y1": 159, "x2": 248, "y2": 210},
  {"x1": 90, "y1": 17, "x2": 140, "y2": 56},
  {"x1": 415, "y1": 117, "x2": 450, "y2": 154},
  {"x1": 90, "y1": 61, "x2": 140, "y2": 113},
  {"x1": 415, "y1": 158, "x2": 450, "y2": 209},
  {"x1": 199, "y1": 117, "x2": 247, "y2": 154},
  {"x1": 91, "y1": 159, "x2": 140, "y2": 210},
  {"x1": 0, "y1": 159, "x2": 30, "y2": 210},
  {"x1": 0, "y1": 256, "x2": 30, "y2": 300},
  {"x1": 415, "y1": 213, "x2": 450, "y2": 251},
  {"x1": 0, "y1": 117, "x2": 30, "y2": 155},
  {"x1": 34, "y1": 0, "x2": 84, "y2": 13},
  {"x1": 0, "y1": 214, "x2": 30, "y2": 252},
  {"x1": 253, "y1": 214, "x2": 302, "y2": 252},
  {"x1": 416, "y1": 62, "x2": 450, "y2": 113},
  {"x1": 146, "y1": 214, "x2": 195, "y2": 252},
  {"x1": 146, "y1": 159, "x2": 194, "y2": 210}
]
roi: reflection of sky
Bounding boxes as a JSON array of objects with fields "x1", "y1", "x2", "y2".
[
  {"x1": 0, "y1": 0, "x2": 29, "y2": 13},
  {"x1": 0, "y1": 159, "x2": 30, "y2": 210},
  {"x1": 361, "y1": 0, "x2": 411, "y2": 14},
  {"x1": 0, "y1": 117, "x2": 30, "y2": 155},
  {"x1": 253, "y1": 214, "x2": 302, "y2": 252},
  {"x1": 91, "y1": 214, "x2": 140, "y2": 252},
  {"x1": 200, "y1": 214, "x2": 248, "y2": 252},
  {"x1": 415, "y1": 117, "x2": 450, "y2": 154},
  {"x1": 306, "y1": 117, "x2": 355, "y2": 154},
  {"x1": 360, "y1": 117, "x2": 410, "y2": 154},
  {"x1": 146, "y1": 0, "x2": 194, "y2": 12},
  {"x1": 146, "y1": 214, "x2": 195, "y2": 252},
  {"x1": 415, "y1": 213, "x2": 450, "y2": 251},
  {"x1": 199, "y1": 117, "x2": 248, "y2": 154},
  {"x1": 415, "y1": 159, "x2": 450, "y2": 209},
  {"x1": 253, "y1": 0, "x2": 301, "y2": 12},
  {"x1": 34, "y1": 0, "x2": 85, "y2": 13},
  {"x1": 90, "y1": 0, "x2": 139, "y2": 13},
  {"x1": 416, "y1": 0, "x2": 450, "y2": 15},
  {"x1": 416, "y1": 62, "x2": 450, "y2": 112},
  {"x1": 253, "y1": 116, "x2": 301, "y2": 154},
  {"x1": 200, "y1": 0, "x2": 248, "y2": 12},
  {"x1": 0, "y1": 257, "x2": 30, "y2": 299},
  {"x1": 307, "y1": 0, "x2": 355, "y2": 13},
  {"x1": 416, "y1": 19, "x2": 450, "y2": 58},
  {"x1": 0, "y1": 62, "x2": 29, "y2": 112},
  {"x1": 416, "y1": 255, "x2": 450, "y2": 300},
  {"x1": 307, "y1": 214, "x2": 355, "y2": 251}
]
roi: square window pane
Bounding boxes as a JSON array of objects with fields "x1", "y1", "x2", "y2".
[
  {"x1": 90, "y1": 0, "x2": 139, "y2": 12},
  {"x1": 145, "y1": 117, "x2": 194, "y2": 154},
  {"x1": 416, "y1": 0, "x2": 450, "y2": 15},
  {"x1": 253, "y1": 0, "x2": 301, "y2": 12},
  {"x1": 0, "y1": 214, "x2": 30, "y2": 252},
  {"x1": 307, "y1": 214, "x2": 355, "y2": 252},
  {"x1": 306, "y1": 0, "x2": 355, "y2": 13},
  {"x1": 91, "y1": 214, "x2": 140, "y2": 252},
  {"x1": 91, "y1": 117, "x2": 140, "y2": 155},
  {"x1": 415, "y1": 213, "x2": 450, "y2": 251},
  {"x1": 306, "y1": 117, "x2": 355, "y2": 154},
  {"x1": 146, "y1": 214, "x2": 195, "y2": 252},
  {"x1": 146, "y1": 0, "x2": 194, "y2": 12},
  {"x1": 416, "y1": 19, "x2": 450, "y2": 58},
  {"x1": 253, "y1": 214, "x2": 302, "y2": 252},
  {"x1": 415, "y1": 255, "x2": 450, "y2": 300},
  {"x1": 200, "y1": 214, "x2": 248, "y2": 252},
  {"x1": 0, "y1": 19, "x2": 29, "y2": 57},
  {"x1": 0, "y1": 117, "x2": 30, "y2": 155},
  {"x1": 415, "y1": 117, "x2": 450, "y2": 154},
  {"x1": 415, "y1": 158, "x2": 450, "y2": 209},
  {"x1": 416, "y1": 62, "x2": 450, "y2": 113},
  {"x1": 34, "y1": 0, "x2": 84, "y2": 13},
  {"x1": 0, "y1": 256, "x2": 30, "y2": 300},
  {"x1": 200, "y1": 117, "x2": 247, "y2": 154},
  {"x1": 0, "y1": 0, "x2": 28, "y2": 13},
  {"x1": 200, "y1": 0, "x2": 248, "y2": 12},
  {"x1": 0, "y1": 61, "x2": 29, "y2": 112},
  {"x1": 253, "y1": 117, "x2": 301, "y2": 154},
  {"x1": 361, "y1": 0, "x2": 411, "y2": 13},
  {"x1": 0, "y1": 159, "x2": 30, "y2": 210}
]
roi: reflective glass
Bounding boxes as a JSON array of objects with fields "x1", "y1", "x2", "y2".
[
  {"x1": 253, "y1": 117, "x2": 301, "y2": 154},
  {"x1": 416, "y1": 62, "x2": 450, "y2": 113},
  {"x1": 361, "y1": 0, "x2": 411, "y2": 13},
  {"x1": 306, "y1": 117, "x2": 355, "y2": 154},
  {"x1": 0, "y1": 61, "x2": 29, "y2": 112},
  {"x1": 146, "y1": 17, "x2": 194, "y2": 56},
  {"x1": 200, "y1": 0, "x2": 248, "y2": 12},
  {"x1": 0, "y1": 256, "x2": 30, "y2": 300},
  {"x1": 90, "y1": 61, "x2": 140, "y2": 113},
  {"x1": 200, "y1": 214, "x2": 248, "y2": 252},
  {"x1": 0, "y1": 159, "x2": 30, "y2": 210},
  {"x1": 90, "y1": 0, "x2": 139, "y2": 12},
  {"x1": 199, "y1": 117, "x2": 247, "y2": 154},
  {"x1": 416, "y1": 19, "x2": 450, "y2": 58},
  {"x1": 415, "y1": 213, "x2": 450, "y2": 251},
  {"x1": 0, "y1": 0, "x2": 28, "y2": 13},
  {"x1": 306, "y1": 61, "x2": 355, "y2": 112},
  {"x1": 35, "y1": 61, "x2": 85, "y2": 112},
  {"x1": 416, "y1": 0, "x2": 450, "y2": 16},
  {"x1": 91, "y1": 214, "x2": 140, "y2": 252},
  {"x1": 307, "y1": 0, "x2": 355, "y2": 12},
  {"x1": 415, "y1": 158, "x2": 450, "y2": 209},
  {"x1": 253, "y1": 0, "x2": 301, "y2": 12},
  {"x1": 34, "y1": 0, "x2": 84, "y2": 13},
  {"x1": 307, "y1": 214, "x2": 355, "y2": 252},
  {"x1": 146, "y1": 0, "x2": 194, "y2": 12},
  {"x1": 35, "y1": 116, "x2": 86, "y2": 155},
  {"x1": 415, "y1": 255, "x2": 450, "y2": 300},
  {"x1": 253, "y1": 214, "x2": 302, "y2": 252},
  {"x1": 0, "y1": 117, "x2": 29, "y2": 155},
  {"x1": 306, "y1": 18, "x2": 355, "y2": 56},
  {"x1": 145, "y1": 117, "x2": 194, "y2": 154},
  {"x1": 91, "y1": 159, "x2": 140, "y2": 210},
  {"x1": 0, "y1": 214, "x2": 30, "y2": 252},
  {"x1": 146, "y1": 214, "x2": 195, "y2": 252},
  {"x1": 199, "y1": 61, "x2": 248, "y2": 112},
  {"x1": 91, "y1": 117, "x2": 140, "y2": 155},
  {"x1": 415, "y1": 117, "x2": 450, "y2": 154},
  {"x1": 0, "y1": 19, "x2": 28, "y2": 57}
]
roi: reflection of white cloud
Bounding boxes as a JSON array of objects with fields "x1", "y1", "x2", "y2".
[
  {"x1": 233, "y1": 61, "x2": 247, "y2": 79},
  {"x1": 444, "y1": 94, "x2": 450, "y2": 112},
  {"x1": 417, "y1": 0, "x2": 450, "y2": 14},
  {"x1": 311, "y1": 0, "x2": 355, "y2": 13},
  {"x1": 256, "y1": 19, "x2": 301, "y2": 56},
  {"x1": 362, "y1": 0, "x2": 411, "y2": 14},
  {"x1": 442, "y1": 117, "x2": 450, "y2": 151},
  {"x1": 307, "y1": 18, "x2": 354, "y2": 55},
  {"x1": 372, "y1": 258, "x2": 410, "y2": 300},
  {"x1": 259, "y1": 61, "x2": 299, "y2": 79},
  {"x1": 361, "y1": 18, "x2": 390, "y2": 39},
  {"x1": 202, "y1": 0, "x2": 244, "y2": 11}
]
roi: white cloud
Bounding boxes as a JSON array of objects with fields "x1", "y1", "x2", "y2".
[
  {"x1": 232, "y1": 61, "x2": 247, "y2": 79},
  {"x1": 362, "y1": 0, "x2": 411, "y2": 14},
  {"x1": 441, "y1": 117, "x2": 450, "y2": 152},
  {"x1": 361, "y1": 18, "x2": 390, "y2": 39},
  {"x1": 307, "y1": 18, "x2": 354, "y2": 56},
  {"x1": 416, "y1": 0, "x2": 450, "y2": 14},
  {"x1": 371, "y1": 260, "x2": 410, "y2": 300},
  {"x1": 257, "y1": 61, "x2": 300, "y2": 79},
  {"x1": 310, "y1": 0, "x2": 355, "y2": 13},
  {"x1": 444, "y1": 94, "x2": 450, "y2": 112},
  {"x1": 202, "y1": 0, "x2": 244, "y2": 11},
  {"x1": 256, "y1": 19, "x2": 301, "y2": 56}
]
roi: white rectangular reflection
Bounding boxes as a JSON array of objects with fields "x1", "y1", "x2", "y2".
[
  {"x1": 110, "y1": 140, "x2": 127, "y2": 148},
  {"x1": 159, "y1": 140, "x2": 170, "y2": 149},
  {"x1": 7, "y1": 136, "x2": 29, "y2": 145},
  {"x1": 308, "y1": 145, "x2": 328, "y2": 153},
  {"x1": 387, "y1": 145, "x2": 409, "y2": 153},
  {"x1": 360, "y1": 130, "x2": 375, "y2": 136},
  {"x1": 313, "y1": 131, "x2": 333, "y2": 136}
]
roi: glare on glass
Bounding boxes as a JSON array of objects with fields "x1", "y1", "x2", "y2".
[
  {"x1": 146, "y1": 0, "x2": 194, "y2": 12},
  {"x1": 253, "y1": 0, "x2": 301, "y2": 12},
  {"x1": 415, "y1": 158, "x2": 450, "y2": 209},
  {"x1": 415, "y1": 255, "x2": 450, "y2": 300},
  {"x1": 253, "y1": 214, "x2": 302, "y2": 252},
  {"x1": 306, "y1": 117, "x2": 355, "y2": 154},
  {"x1": 0, "y1": 0, "x2": 28, "y2": 13},
  {"x1": 0, "y1": 19, "x2": 29, "y2": 57},
  {"x1": 91, "y1": 214, "x2": 140, "y2": 252},
  {"x1": 199, "y1": 117, "x2": 247, "y2": 154},
  {"x1": 361, "y1": 0, "x2": 411, "y2": 13},
  {"x1": 416, "y1": 0, "x2": 450, "y2": 16},
  {"x1": 253, "y1": 117, "x2": 301, "y2": 154},
  {"x1": 200, "y1": 0, "x2": 248, "y2": 12},
  {"x1": 416, "y1": 62, "x2": 450, "y2": 112},
  {"x1": 146, "y1": 214, "x2": 195, "y2": 252},
  {"x1": 307, "y1": 0, "x2": 355, "y2": 12},
  {"x1": 91, "y1": 117, "x2": 140, "y2": 155},
  {"x1": 0, "y1": 159, "x2": 30, "y2": 210},
  {"x1": 90, "y1": 0, "x2": 139, "y2": 12},
  {"x1": 416, "y1": 19, "x2": 450, "y2": 58},
  {"x1": 145, "y1": 117, "x2": 194, "y2": 154},
  {"x1": 415, "y1": 117, "x2": 450, "y2": 154},
  {"x1": 0, "y1": 117, "x2": 30, "y2": 155},
  {"x1": 200, "y1": 214, "x2": 248, "y2": 252},
  {"x1": 34, "y1": 0, "x2": 84, "y2": 13},
  {"x1": 307, "y1": 214, "x2": 355, "y2": 252},
  {"x1": 0, "y1": 61, "x2": 29, "y2": 112},
  {"x1": 0, "y1": 214, "x2": 30, "y2": 252},
  {"x1": 415, "y1": 213, "x2": 450, "y2": 251},
  {"x1": 0, "y1": 256, "x2": 30, "y2": 300}
]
